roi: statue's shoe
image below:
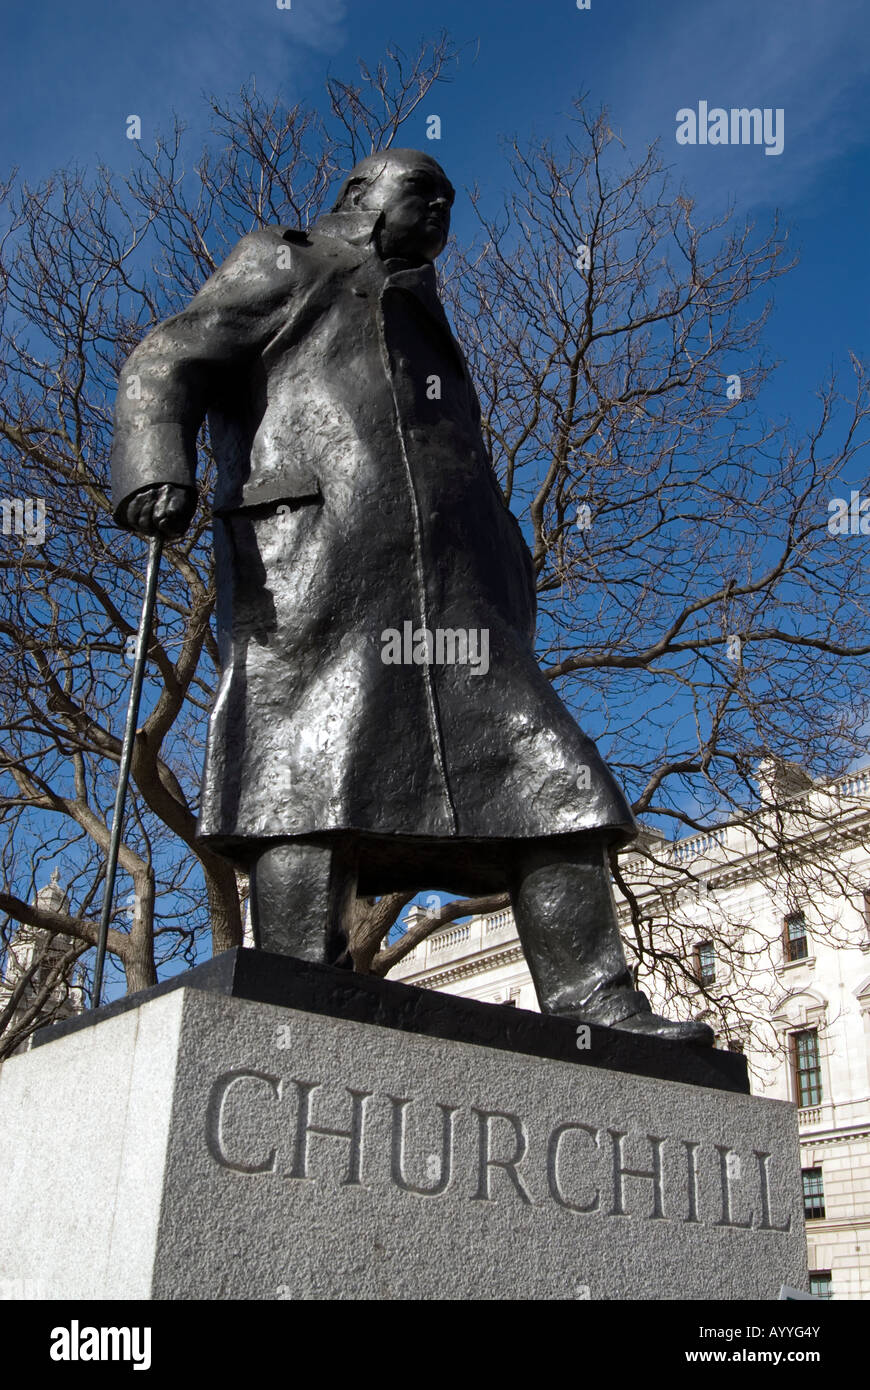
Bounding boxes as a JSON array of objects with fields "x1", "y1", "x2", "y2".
[{"x1": 607, "y1": 1012, "x2": 715, "y2": 1046}]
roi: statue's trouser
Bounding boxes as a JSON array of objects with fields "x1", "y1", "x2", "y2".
[
  {"x1": 248, "y1": 834, "x2": 650, "y2": 1024},
  {"x1": 507, "y1": 835, "x2": 651, "y2": 1025},
  {"x1": 249, "y1": 839, "x2": 357, "y2": 970}
]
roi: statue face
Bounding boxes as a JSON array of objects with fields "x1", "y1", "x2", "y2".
[{"x1": 352, "y1": 160, "x2": 454, "y2": 263}]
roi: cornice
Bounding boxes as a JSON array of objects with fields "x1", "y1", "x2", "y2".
[
  {"x1": 805, "y1": 1217, "x2": 870, "y2": 1232},
  {"x1": 615, "y1": 814, "x2": 870, "y2": 919},
  {"x1": 400, "y1": 944, "x2": 525, "y2": 990},
  {"x1": 800, "y1": 1127, "x2": 870, "y2": 1146}
]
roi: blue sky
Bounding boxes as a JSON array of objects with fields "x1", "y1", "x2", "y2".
[
  {"x1": 4, "y1": 0, "x2": 869, "y2": 967},
  {"x1": 4, "y1": 0, "x2": 868, "y2": 428}
]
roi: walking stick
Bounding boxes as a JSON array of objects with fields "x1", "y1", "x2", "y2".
[{"x1": 91, "y1": 533, "x2": 164, "y2": 1008}]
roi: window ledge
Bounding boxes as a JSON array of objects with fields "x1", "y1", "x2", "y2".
[{"x1": 775, "y1": 955, "x2": 816, "y2": 976}]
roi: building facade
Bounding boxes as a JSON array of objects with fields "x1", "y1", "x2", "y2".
[
  {"x1": 0, "y1": 870, "x2": 85, "y2": 1054},
  {"x1": 389, "y1": 766, "x2": 870, "y2": 1299}
]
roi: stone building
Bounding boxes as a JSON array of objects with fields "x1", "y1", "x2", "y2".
[
  {"x1": 389, "y1": 764, "x2": 870, "y2": 1300},
  {"x1": 0, "y1": 869, "x2": 85, "y2": 1051}
]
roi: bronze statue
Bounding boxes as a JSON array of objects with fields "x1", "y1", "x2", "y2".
[{"x1": 112, "y1": 149, "x2": 713, "y2": 1045}]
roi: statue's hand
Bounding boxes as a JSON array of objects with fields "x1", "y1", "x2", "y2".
[{"x1": 125, "y1": 484, "x2": 196, "y2": 538}]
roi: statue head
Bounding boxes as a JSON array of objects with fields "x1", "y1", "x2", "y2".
[{"x1": 331, "y1": 148, "x2": 455, "y2": 263}]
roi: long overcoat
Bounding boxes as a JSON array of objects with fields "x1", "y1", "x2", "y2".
[{"x1": 112, "y1": 209, "x2": 637, "y2": 883}]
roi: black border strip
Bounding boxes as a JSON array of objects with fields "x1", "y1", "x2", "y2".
[{"x1": 31, "y1": 947, "x2": 749, "y2": 1093}]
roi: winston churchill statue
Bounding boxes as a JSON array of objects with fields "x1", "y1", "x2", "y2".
[{"x1": 112, "y1": 149, "x2": 712, "y2": 1044}]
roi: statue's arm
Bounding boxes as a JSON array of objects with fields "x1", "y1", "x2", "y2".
[{"x1": 111, "y1": 227, "x2": 298, "y2": 535}]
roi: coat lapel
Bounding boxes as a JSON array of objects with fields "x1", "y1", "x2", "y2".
[
  {"x1": 312, "y1": 211, "x2": 468, "y2": 371},
  {"x1": 379, "y1": 262, "x2": 470, "y2": 379}
]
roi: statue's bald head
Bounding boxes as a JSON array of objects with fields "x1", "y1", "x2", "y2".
[
  {"x1": 331, "y1": 148, "x2": 455, "y2": 263},
  {"x1": 332, "y1": 149, "x2": 453, "y2": 210}
]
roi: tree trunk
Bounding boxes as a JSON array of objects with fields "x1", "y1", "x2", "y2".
[{"x1": 204, "y1": 856, "x2": 244, "y2": 954}]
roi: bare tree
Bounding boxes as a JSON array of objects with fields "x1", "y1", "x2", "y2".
[
  {"x1": 366, "y1": 104, "x2": 870, "y2": 998},
  {"x1": 0, "y1": 51, "x2": 867, "y2": 1052},
  {"x1": 0, "y1": 863, "x2": 87, "y2": 1059}
]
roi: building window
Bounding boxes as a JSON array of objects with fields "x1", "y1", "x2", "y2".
[
  {"x1": 694, "y1": 941, "x2": 716, "y2": 985},
  {"x1": 801, "y1": 1167, "x2": 825, "y2": 1220},
  {"x1": 863, "y1": 889, "x2": 870, "y2": 936},
  {"x1": 808, "y1": 1270, "x2": 832, "y2": 1299},
  {"x1": 792, "y1": 1029, "x2": 823, "y2": 1108},
  {"x1": 783, "y1": 911, "x2": 809, "y2": 962},
  {"x1": 726, "y1": 1038, "x2": 745, "y2": 1054}
]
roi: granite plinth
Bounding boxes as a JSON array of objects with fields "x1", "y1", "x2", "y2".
[{"x1": 0, "y1": 952, "x2": 806, "y2": 1300}]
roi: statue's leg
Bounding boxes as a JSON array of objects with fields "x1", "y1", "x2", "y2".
[
  {"x1": 510, "y1": 835, "x2": 714, "y2": 1044},
  {"x1": 249, "y1": 837, "x2": 358, "y2": 967}
]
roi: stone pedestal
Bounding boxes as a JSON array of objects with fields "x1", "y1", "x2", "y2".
[{"x1": 0, "y1": 950, "x2": 807, "y2": 1300}]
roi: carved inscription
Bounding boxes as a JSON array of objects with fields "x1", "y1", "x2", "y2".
[{"x1": 205, "y1": 1068, "x2": 792, "y2": 1232}]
